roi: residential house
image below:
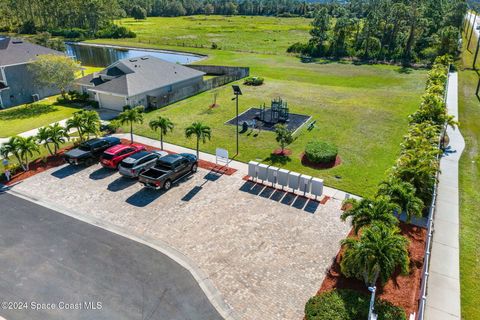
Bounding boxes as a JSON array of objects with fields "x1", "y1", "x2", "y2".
[
  {"x1": 0, "y1": 36, "x2": 64, "y2": 108},
  {"x1": 76, "y1": 55, "x2": 206, "y2": 111}
]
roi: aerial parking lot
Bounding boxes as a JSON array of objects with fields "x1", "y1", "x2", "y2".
[{"x1": 10, "y1": 162, "x2": 350, "y2": 320}]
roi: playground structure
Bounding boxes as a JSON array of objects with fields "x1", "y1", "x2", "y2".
[
  {"x1": 226, "y1": 97, "x2": 311, "y2": 133},
  {"x1": 257, "y1": 97, "x2": 290, "y2": 124}
]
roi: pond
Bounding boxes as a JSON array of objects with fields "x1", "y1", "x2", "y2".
[{"x1": 65, "y1": 42, "x2": 204, "y2": 67}]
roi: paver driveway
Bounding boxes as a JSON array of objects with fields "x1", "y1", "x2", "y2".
[{"x1": 11, "y1": 163, "x2": 351, "y2": 320}]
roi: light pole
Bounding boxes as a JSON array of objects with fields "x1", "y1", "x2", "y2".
[
  {"x1": 368, "y1": 286, "x2": 377, "y2": 320},
  {"x1": 232, "y1": 85, "x2": 242, "y2": 156}
]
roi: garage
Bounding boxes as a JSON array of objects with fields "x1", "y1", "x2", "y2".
[{"x1": 98, "y1": 93, "x2": 126, "y2": 111}]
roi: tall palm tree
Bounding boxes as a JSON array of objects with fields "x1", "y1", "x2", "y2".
[
  {"x1": 340, "y1": 223, "x2": 410, "y2": 287},
  {"x1": 378, "y1": 178, "x2": 424, "y2": 222},
  {"x1": 16, "y1": 136, "x2": 40, "y2": 171},
  {"x1": 36, "y1": 126, "x2": 54, "y2": 156},
  {"x1": 48, "y1": 122, "x2": 70, "y2": 154},
  {"x1": 0, "y1": 136, "x2": 24, "y2": 170},
  {"x1": 340, "y1": 196, "x2": 400, "y2": 234},
  {"x1": 185, "y1": 122, "x2": 212, "y2": 159},
  {"x1": 118, "y1": 106, "x2": 144, "y2": 143},
  {"x1": 149, "y1": 116, "x2": 174, "y2": 150}
]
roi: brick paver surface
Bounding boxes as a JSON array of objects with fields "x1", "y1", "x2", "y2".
[{"x1": 12, "y1": 164, "x2": 350, "y2": 320}]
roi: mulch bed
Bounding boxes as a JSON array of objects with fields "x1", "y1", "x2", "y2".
[
  {"x1": 120, "y1": 139, "x2": 237, "y2": 176},
  {"x1": 1, "y1": 147, "x2": 73, "y2": 186},
  {"x1": 272, "y1": 148, "x2": 292, "y2": 156},
  {"x1": 300, "y1": 153, "x2": 342, "y2": 169},
  {"x1": 317, "y1": 223, "x2": 427, "y2": 316}
]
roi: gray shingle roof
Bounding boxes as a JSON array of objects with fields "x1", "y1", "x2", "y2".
[
  {"x1": 0, "y1": 37, "x2": 64, "y2": 66},
  {"x1": 76, "y1": 56, "x2": 205, "y2": 96}
]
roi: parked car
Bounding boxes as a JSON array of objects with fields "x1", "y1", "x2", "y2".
[
  {"x1": 138, "y1": 153, "x2": 198, "y2": 190},
  {"x1": 64, "y1": 137, "x2": 121, "y2": 165},
  {"x1": 100, "y1": 144, "x2": 146, "y2": 169},
  {"x1": 118, "y1": 150, "x2": 169, "y2": 178}
]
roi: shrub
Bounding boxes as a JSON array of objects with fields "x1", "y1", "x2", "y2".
[
  {"x1": 96, "y1": 25, "x2": 136, "y2": 39},
  {"x1": 305, "y1": 141, "x2": 338, "y2": 164},
  {"x1": 305, "y1": 289, "x2": 406, "y2": 320},
  {"x1": 244, "y1": 76, "x2": 264, "y2": 86}
]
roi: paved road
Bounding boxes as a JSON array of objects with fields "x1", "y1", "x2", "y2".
[{"x1": 0, "y1": 192, "x2": 222, "y2": 320}]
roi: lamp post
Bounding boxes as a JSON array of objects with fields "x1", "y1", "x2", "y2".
[
  {"x1": 232, "y1": 85, "x2": 242, "y2": 156},
  {"x1": 368, "y1": 286, "x2": 377, "y2": 320}
]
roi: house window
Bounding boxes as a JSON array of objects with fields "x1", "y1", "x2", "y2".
[{"x1": 167, "y1": 85, "x2": 173, "y2": 93}]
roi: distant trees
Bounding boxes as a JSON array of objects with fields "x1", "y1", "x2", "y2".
[
  {"x1": 29, "y1": 55, "x2": 81, "y2": 99},
  {"x1": 289, "y1": 0, "x2": 467, "y2": 63},
  {"x1": 132, "y1": 5, "x2": 148, "y2": 20}
]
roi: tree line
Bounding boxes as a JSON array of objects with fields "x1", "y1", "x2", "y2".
[
  {"x1": 0, "y1": 0, "x2": 330, "y2": 34},
  {"x1": 289, "y1": 0, "x2": 467, "y2": 63}
]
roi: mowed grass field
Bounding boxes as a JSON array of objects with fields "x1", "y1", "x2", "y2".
[
  {"x1": 116, "y1": 15, "x2": 311, "y2": 54},
  {"x1": 457, "y1": 32, "x2": 480, "y2": 320},
  {"x1": 87, "y1": 16, "x2": 427, "y2": 197}
]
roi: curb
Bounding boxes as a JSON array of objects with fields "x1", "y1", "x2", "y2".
[{"x1": 5, "y1": 187, "x2": 238, "y2": 320}]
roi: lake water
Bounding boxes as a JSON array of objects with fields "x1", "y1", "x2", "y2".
[{"x1": 65, "y1": 42, "x2": 204, "y2": 67}]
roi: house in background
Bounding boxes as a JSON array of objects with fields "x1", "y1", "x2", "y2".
[
  {"x1": 0, "y1": 36, "x2": 64, "y2": 108},
  {"x1": 76, "y1": 55, "x2": 206, "y2": 111}
]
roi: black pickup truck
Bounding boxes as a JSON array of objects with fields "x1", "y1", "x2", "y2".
[
  {"x1": 64, "y1": 137, "x2": 121, "y2": 165},
  {"x1": 138, "y1": 153, "x2": 198, "y2": 190}
]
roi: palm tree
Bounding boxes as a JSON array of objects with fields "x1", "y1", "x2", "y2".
[
  {"x1": 36, "y1": 126, "x2": 54, "y2": 156},
  {"x1": 0, "y1": 136, "x2": 24, "y2": 170},
  {"x1": 185, "y1": 122, "x2": 212, "y2": 159},
  {"x1": 16, "y1": 136, "x2": 40, "y2": 171},
  {"x1": 48, "y1": 122, "x2": 70, "y2": 154},
  {"x1": 378, "y1": 178, "x2": 424, "y2": 222},
  {"x1": 66, "y1": 110, "x2": 100, "y2": 142},
  {"x1": 149, "y1": 116, "x2": 174, "y2": 150},
  {"x1": 81, "y1": 110, "x2": 101, "y2": 140},
  {"x1": 66, "y1": 112, "x2": 85, "y2": 142},
  {"x1": 340, "y1": 223, "x2": 410, "y2": 287},
  {"x1": 118, "y1": 106, "x2": 144, "y2": 143},
  {"x1": 340, "y1": 196, "x2": 400, "y2": 234}
]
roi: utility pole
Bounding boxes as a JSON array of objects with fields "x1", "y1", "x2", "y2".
[
  {"x1": 473, "y1": 36, "x2": 480, "y2": 69},
  {"x1": 468, "y1": 13, "x2": 477, "y2": 49},
  {"x1": 231, "y1": 85, "x2": 242, "y2": 156}
]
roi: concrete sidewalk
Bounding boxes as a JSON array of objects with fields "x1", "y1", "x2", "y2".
[
  {"x1": 112, "y1": 133, "x2": 357, "y2": 201},
  {"x1": 424, "y1": 73, "x2": 464, "y2": 320}
]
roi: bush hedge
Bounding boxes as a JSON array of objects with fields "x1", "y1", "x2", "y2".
[
  {"x1": 305, "y1": 289, "x2": 406, "y2": 320},
  {"x1": 305, "y1": 141, "x2": 338, "y2": 164},
  {"x1": 244, "y1": 76, "x2": 264, "y2": 86}
]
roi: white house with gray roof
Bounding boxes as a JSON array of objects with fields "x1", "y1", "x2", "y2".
[
  {"x1": 76, "y1": 55, "x2": 205, "y2": 111},
  {"x1": 0, "y1": 37, "x2": 64, "y2": 108}
]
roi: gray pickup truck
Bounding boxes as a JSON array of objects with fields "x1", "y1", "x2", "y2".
[{"x1": 138, "y1": 153, "x2": 198, "y2": 190}]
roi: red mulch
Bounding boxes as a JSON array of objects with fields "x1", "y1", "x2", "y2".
[
  {"x1": 300, "y1": 153, "x2": 342, "y2": 169},
  {"x1": 1, "y1": 147, "x2": 73, "y2": 186},
  {"x1": 120, "y1": 139, "x2": 237, "y2": 175},
  {"x1": 318, "y1": 223, "x2": 427, "y2": 316},
  {"x1": 272, "y1": 148, "x2": 292, "y2": 156}
]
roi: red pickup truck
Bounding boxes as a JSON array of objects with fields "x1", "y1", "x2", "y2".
[{"x1": 100, "y1": 144, "x2": 146, "y2": 169}]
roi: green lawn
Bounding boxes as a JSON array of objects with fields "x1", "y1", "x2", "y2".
[
  {"x1": 0, "y1": 96, "x2": 80, "y2": 137},
  {"x1": 86, "y1": 16, "x2": 427, "y2": 197},
  {"x1": 457, "y1": 32, "x2": 480, "y2": 320},
  {"x1": 115, "y1": 15, "x2": 311, "y2": 54},
  {"x1": 0, "y1": 66, "x2": 103, "y2": 138}
]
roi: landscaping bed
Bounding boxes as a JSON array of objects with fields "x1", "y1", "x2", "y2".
[
  {"x1": 317, "y1": 223, "x2": 427, "y2": 316},
  {"x1": 1, "y1": 147, "x2": 73, "y2": 186}
]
